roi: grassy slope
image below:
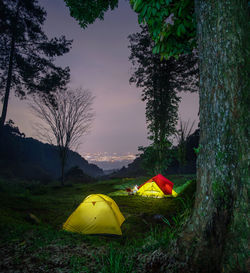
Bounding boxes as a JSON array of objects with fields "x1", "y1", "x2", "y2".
[{"x1": 0, "y1": 174, "x2": 195, "y2": 273}]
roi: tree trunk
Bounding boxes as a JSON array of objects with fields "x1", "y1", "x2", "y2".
[
  {"x1": 59, "y1": 146, "x2": 69, "y2": 186},
  {"x1": 0, "y1": 36, "x2": 15, "y2": 135},
  {"x1": 146, "y1": 1, "x2": 249, "y2": 272},
  {"x1": 179, "y1": 1, "x2": 249, "y2": 272},
  {"x1": 0, "y1": 0, "x2": 20, "y2": 137},
  {"x1": 61, "y1": 163, "x2": 65, "y2": 186},
  {"x1": 60, "y1": 153, "x2": 66, "y2": 186}
]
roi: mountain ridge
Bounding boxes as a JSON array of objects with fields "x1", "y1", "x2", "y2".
[{"x1": 0, "y1": 122, "x2": 104, "y2": 181}]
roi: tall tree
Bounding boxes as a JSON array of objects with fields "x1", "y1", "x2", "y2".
[
  {"x1": 129, "y1": 26, "x2": 198, "y2": 174},
  {"x1": 131, "y1": 1, "x2": 250, "y2": 272},
  {"x1": 0, "y1": 0, "x2": 72, "y2": 135},
  {"x1": 30, "y1": 87, "x2": 95, "y2": 186},
  {"x1": 64, "y1": 0, "x2": 249, "y2": 271}
]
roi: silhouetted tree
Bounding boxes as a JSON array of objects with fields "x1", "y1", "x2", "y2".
[
  {"x1": 129, "y1": 26, "x2": 198, "y2": 174},
  {"x1": 3, "y1": 119, "x2": 25, "y2": 138},
  {"x1": 0, "y1": 0, "x2": 72, "y2": 136},
  {"x1": 30, "y1": 87, "x2": 95, "y2": 185},
  {"x1": 65, "y1": 166, "x2": 95, "y2": 183},
  {"x1": 64, "y1": 0, "x2": 118, "y2": 28}
]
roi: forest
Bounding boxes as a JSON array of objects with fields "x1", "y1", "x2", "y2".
[{"x1": 0, "y1": 0, "x2": 249, "y2": 273}]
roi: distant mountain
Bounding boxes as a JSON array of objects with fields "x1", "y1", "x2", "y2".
[
  {"x1": 105, "y1": 156, "x2": 147, "y2": 178},
  {"x1": 0, "y1": 122, "x2": 104, "y2": 181},
  {"x1": 108, "y1": 129, "x2": 199, "y2": 178},
  {"x1": 103, "y1": 169, "x2": 120, "y2": 175},
  {"x1": 90, "y1": 159, "x2": 133, "y2": 170}
]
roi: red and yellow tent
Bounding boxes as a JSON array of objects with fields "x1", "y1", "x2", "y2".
[{"x1": 137, "y1": 174, "x2": 178, "y2": 198}]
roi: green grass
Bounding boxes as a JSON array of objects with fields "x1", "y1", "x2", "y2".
[
  {"x1": 0, "y1": 174, "x2": 196, "y2": 272},
  {"x1": 96, "y1": 243, "x2": 135, "y2": 273}
]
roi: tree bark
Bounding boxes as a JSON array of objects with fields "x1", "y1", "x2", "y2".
[
  {"x1": 146, "y1": 1, "x2": 249, "y2": 272},
  {"x1": 178, "y1": 1, "x2": 249, "y2": 272}
]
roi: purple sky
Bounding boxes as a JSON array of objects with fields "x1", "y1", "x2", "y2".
[{"x1": 4, "y1": 0, "x2": 199, "y2": 169}]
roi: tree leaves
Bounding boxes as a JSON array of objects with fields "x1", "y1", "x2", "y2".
[
  {"x1": 130, "y1": 0, "x2": 196, "y2": 60},
  {"x1": 177, "y1": 23, "x2": 186, "y2": 36},
  {"x1": 64, "y1": 0, "x2": 119, "y2": 29},
  {"x1": 64, "y1": 0, "x2": 196, "y2": 60},
  {"x1": 128, "y1": 26, "x2": 198, "y2": 173},
  {"x1": 0, "y1": 0, "x2": 72, "y2": 99}
]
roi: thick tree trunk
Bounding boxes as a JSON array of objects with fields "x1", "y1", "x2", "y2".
[
  {"x1": 179, "y1": 1, "x2": 249, "y2": 272},
  {"x1": 146, "y1": 1, "x2": 249, "y2": 273}
]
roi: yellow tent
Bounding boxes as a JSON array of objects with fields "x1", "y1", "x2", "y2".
[
  {"x1": 63, "y1": 194, "x2": 125, "y2": 235},
  {"x1": 137, "y1": 180, "x2": 166, "y2": 198}
]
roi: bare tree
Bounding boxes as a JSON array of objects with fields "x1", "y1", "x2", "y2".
[{"x1": 30, "y1": 87, "x2": 95, "y2": 185}]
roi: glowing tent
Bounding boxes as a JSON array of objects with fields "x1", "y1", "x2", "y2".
[
  {"x1": 137, "y1": 174, "x2": 178, "y2": 198},
  {"x1": 63, "y1": 194, "x2": 125, "y2": 235}
]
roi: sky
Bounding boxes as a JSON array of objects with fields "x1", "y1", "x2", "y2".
[{"x1": 4, "y1": 0, "x2": 199, "y2": 170}]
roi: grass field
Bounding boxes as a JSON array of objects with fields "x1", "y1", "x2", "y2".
[{"x1": 0, "y1": 174, "x2": 196, "y2": 273}]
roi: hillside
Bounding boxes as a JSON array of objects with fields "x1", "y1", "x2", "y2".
[
  {"x1": 108, "y1": 156, "x2": 147, "y2": 178},
  {"x1": 109, "y1": 129, "x2": 199, "y2": 178},
  {"x1": 0, "y1": 122, "x2": 104, "y2": 180}
]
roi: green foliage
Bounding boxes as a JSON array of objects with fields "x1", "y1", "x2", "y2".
[
  {"x1": 70, "y1": 255, "x2": 89, "y2": 273},
  {"x1": 129, "y1": 27, "x2": 198, "y2": 145},
  {"x1": 138, "y1": 141, "x2": 173, "y2": 175},
  {"x1": 97, "y1": 243, "x2": 134, "y2": 273},
  {"x1": 142, "y1": 182, "x2": 196, "y2": 252},
  {"x1": 193, "y1": 144, "x2": 202, "y2": 155},
  {"x1": 64, "y1": 0, "x2": 118, "y2": 28},
  {"x1": 142, "y1": 224, "x2": 174, "y2": 252},
  {"x1": 130, "y1": 0, "x2": 196, "y2": 59},
  {"x1": 129, "y1": 26, "x2": 179, "y2": 144},
  {"x1": 212, "y1": 180, "x2": 224, "y2": 198},
  {"x1": 129, "y1": 27, "x2": 197, "y2": 175},
  {"x1": 64, "y1": 0, "x2": 196, "y2": 60},
  {"x1": 174, "y1": 179, "x2": 194, "y2": 194}
]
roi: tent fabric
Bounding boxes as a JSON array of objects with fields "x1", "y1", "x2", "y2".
[
  {"x1": 63, "y1": 194, "x2": 125, "y2": 235},
  {"x1": 152, "y1": 174, "x2": 174, "y2": 195},
  {"x1": 137, "y1": 174, "x2": 177, "y2": 198},
  {"x1": 137, "y1": 180, "x2": 165, "y2": 198}
]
